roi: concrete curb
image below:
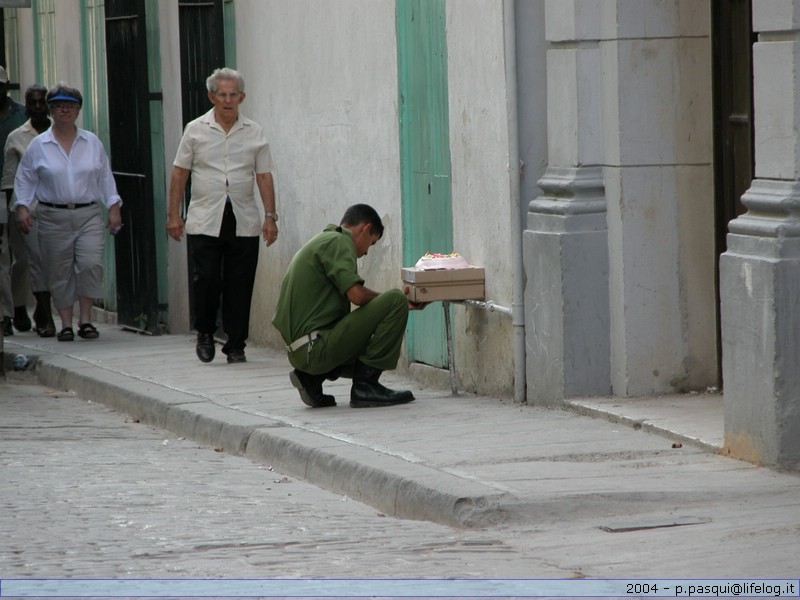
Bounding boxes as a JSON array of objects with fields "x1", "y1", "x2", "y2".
[
  {"x1": 564, "y1": 400, "x2": 722, "y2": 455},
  {"x1": 28, "y1": 353, "x2": 512, "y2": 528}
]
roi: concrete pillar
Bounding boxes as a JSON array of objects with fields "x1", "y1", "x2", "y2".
[
  {"x1": 524, "y1": 0, "x2": 610, "y2": 405},
  {"x1": 600, "y1": 1, "x2": 716, "y2": 396},
  {"x1": 720, "y1": 0, "x2": 800, "y2": 469}
]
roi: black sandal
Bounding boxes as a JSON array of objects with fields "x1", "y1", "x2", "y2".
[
  {"x1": 77, "y1": 323, "x2": 99, "y2": 339},
  {"x1": 57, "y1": 327, "x2": 74, "y2": 342}
]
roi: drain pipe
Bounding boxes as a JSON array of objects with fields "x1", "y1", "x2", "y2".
[{"x1": 503, "y1": 0, "x2": 526, "y2": 403}]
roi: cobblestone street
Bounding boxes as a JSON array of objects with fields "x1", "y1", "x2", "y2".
[
  {"x1": 3, "y1": 370, "x2": 799, "y2": 595},
  {"x1": 1, "y1": 378, "x2": 547, "y2": 580}
]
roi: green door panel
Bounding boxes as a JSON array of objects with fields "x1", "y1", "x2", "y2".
[{"x1": 396, "y1": 0, "x2": 453, "y2": 368}]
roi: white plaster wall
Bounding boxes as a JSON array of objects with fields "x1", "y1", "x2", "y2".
[
  {"x1": 227, "y1": 0, "x2": 519, "y2": 396},
  {"x1": 7, "y1": 8, "x2": 36, "y2": 91},
  {"x1": 53, "y1": 1, "x2": 84, "y2": 94},
  {"x1": 233, "y1": 0, "x2": 404, "y2": 350},
  {"x1": 14, "y1": 2, "x2": 85, "y2": 126},
  {"x1": 7, "y1": 2, "x2": 116, "y2": 127},
  {"x1": 9, "y1": 0, "x2": 539, "y2": 397},
  {"x1": 446, "y1": 1, "x2": 515, "y2": 396}
]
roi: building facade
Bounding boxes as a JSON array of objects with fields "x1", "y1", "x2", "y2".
[{"x1": 3, "y1": 0, "x2": 798, "y2": 468}]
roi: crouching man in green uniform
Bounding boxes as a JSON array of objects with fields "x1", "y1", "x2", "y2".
[{"x1": 272, "y1": 203, "x2": 427, "y2": 408}]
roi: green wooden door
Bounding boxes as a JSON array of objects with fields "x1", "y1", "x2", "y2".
[{"x1": 396, "y1": 0, "x2": 453, "y2": 368}]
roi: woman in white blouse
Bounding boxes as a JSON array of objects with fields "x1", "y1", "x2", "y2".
[{"x1": 14, "y1": 83, "x2": 122, "y2": 342}]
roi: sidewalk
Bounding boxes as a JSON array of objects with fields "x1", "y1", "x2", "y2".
[{"x1": 2, "y1": 323, "x2": 797, "y2": 531}]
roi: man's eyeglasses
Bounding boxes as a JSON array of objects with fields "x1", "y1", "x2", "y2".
[
  {"x1": 214, "y1": 92, "x2": 241, "y2": 100},
  {"x1": 49, "y1": 103, "x2": 79, "y2": 111}
]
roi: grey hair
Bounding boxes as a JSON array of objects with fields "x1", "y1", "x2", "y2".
[{"x1": 206, "y1": 68, "x2": 245, "y2": 94}]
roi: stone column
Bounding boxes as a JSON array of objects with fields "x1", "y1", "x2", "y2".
[
  {"x1": 720, "y1": 0, "x2": 800, "y2": 468},
  {"x1": 601, "y1": 1, "x2": 716, "y2": 397},
  {"x1": 523, "y1": 0, "x2": 610, "y2": 405}
]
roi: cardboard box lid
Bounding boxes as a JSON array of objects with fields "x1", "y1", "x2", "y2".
[{"x1": 401, "y1": 266, "x2": 485, "y2": 284}]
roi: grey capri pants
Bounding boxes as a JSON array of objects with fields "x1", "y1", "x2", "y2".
[{"x1": 36, "y1": 202, "x2": 105, "y2": 310}]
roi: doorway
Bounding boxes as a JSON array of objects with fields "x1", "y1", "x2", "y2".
[
  {"x1": 105, "y1": 0, "x2": 160, "y2": 333},
  {"x1": 178, "y1": 0, "x2": 229, "y2": 329},
  {"x1": 712, "y1": 0, "x2": 755, "y2": 379}
]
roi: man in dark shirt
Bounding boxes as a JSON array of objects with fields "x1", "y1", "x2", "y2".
[{"x1": 0, "y1": 66, "x2": 27, "y2": 336}]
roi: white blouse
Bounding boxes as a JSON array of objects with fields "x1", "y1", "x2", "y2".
[{"x1": 13, "y1": 127, "x2": 122, "y2": 209}]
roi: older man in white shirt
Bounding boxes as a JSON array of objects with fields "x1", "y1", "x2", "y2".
[{"x1": 167, "y1": 67, "x2": 277, "y2": 364}]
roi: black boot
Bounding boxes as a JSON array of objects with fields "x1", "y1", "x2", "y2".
[
  {"x1": 350, "y1": 361, "x2": 415, "y2": 408},
  {"x1": 33, "y1": 292, "x2": 56, "y2": 337},
  {"x1": 13, "y1": 306, "x2": 31, "y2": 332},
  {"x1": 290, "y1": 369, "x2": 336, "y2": 407}
]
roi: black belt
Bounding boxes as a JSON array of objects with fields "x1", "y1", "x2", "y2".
[{"x1": 39, "y1": 201, "x2": 94, "y2": 209}]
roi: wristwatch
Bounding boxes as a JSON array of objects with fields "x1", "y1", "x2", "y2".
[{"x1": 265, "y1": 211, "x2": 279, "y2": 222}]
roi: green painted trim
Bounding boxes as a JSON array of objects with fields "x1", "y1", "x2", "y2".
[
  {"x1": 32, "y1": 0, "x2": 56, "y2": 87},
  {"x1": 81, "y1": 0, "x2": 110, "y2": 147},
  {"x1": 3, "y1": 9, "x2": 21, "y2": 102},
  {"x1": 32, "y1": 0, "x2": 43, "y2": 83},
  {"x1": 145, "y1": 0, "x2": 169, "y2": 313},
  {"x1": 80, "y1": 0, "x2": 116, "y2": 310},
  {"x1": 223, "y1": 0, "x2": 236, "y2": 68}
]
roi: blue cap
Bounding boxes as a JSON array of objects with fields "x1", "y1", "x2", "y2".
[{"x1": 47, "y1": 93, "x2": 80, "y2": 104}]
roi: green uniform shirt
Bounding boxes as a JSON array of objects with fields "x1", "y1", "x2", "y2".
[{"x1": 272, "y1": 224, "x2": 365, "y2": 345}]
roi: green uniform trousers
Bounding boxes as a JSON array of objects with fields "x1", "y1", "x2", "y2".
[{"x1": 288, "y1": 288, "x2": 409, "y2": 376}]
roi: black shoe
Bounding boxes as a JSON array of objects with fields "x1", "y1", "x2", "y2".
[
  {"x1": 13, "y1": 306, "x2": 31, "y2": 332},
  {"x1": 196, "y1": 332, "x2": 215, "y2": 363},
  {"x1": 2, "y1": 317, "x2": 13, "y2": 336},
  {"x1": 226, "y1": 349, "x2": 247, "y2": 363},
  {"x1": 289, "y1": 369, "x2": 336, "y2": 408},
  {"x1": 349, "y1": 361, "x2": 415, "y2": 408}
]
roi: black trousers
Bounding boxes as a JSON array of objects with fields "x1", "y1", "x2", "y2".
[{"x1": 188, "y1": 204, "x2": 259, "y2": 354}]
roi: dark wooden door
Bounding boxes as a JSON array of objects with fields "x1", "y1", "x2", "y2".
[
  {"x1": 178, "y1": 0, "x2": 227, "y2": 327},
  {"x1": 713, "y1": 0, "x2": 754, "y2": 253},
  {"x1": 179, "y1": 0, "x2": 226, "y2": 127},
  {"x1": 105, "y1": 0, "x2": 159, "y2": 333},
  {"x1": 712, "y1": 0, "x2": 755, "y2": 379}
]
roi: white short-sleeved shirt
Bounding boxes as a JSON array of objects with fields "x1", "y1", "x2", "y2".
[
  {"x1": 13, "y1": 127, "x2": 122, "y2": 210},
  {"x1": 3, "y1": 119, "x2": 50, "y2": 211},
  {"x1": 174, "y1": 108, "x2": 273, "y2": 237}
]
